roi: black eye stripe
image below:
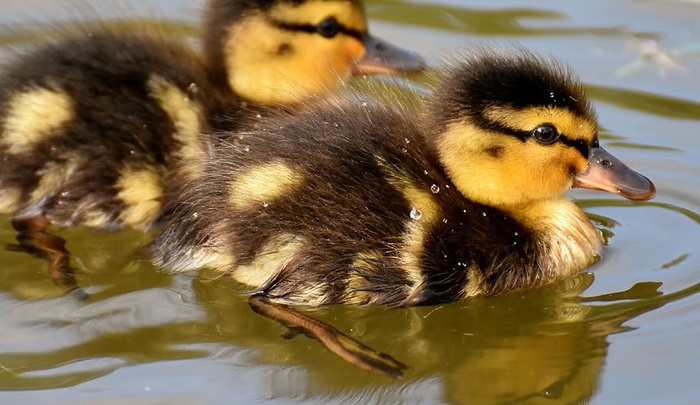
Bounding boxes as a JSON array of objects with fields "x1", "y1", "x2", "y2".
[
  {"x1": 270, "y1": 18, "x2": 364, "y2": 41},
  {"x1": 478, "y1": 118, "x2": 590, "y2": 158},
  {"x1": 559, "y1": 135, "x2": 589, "y2": 158}
]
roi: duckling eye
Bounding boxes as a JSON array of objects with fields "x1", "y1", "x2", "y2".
[
  {"x1": 317, "y1": 17, "x2": 341, "y2": 38},
  {"x1": 533, "y1": 124, "x2": 560, "y2": 145}
]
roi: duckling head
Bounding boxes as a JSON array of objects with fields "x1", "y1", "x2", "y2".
[
  {"x1": 429, "y1": 48, "x2": 655, "y2": 210},
  {"x1": 202, "y1": 0, "x2": 423, "y2": 105}
]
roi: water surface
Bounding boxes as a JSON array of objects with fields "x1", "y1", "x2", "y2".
[{"x1": 0, "y1": 0, "x2": 699, "y2": 404}]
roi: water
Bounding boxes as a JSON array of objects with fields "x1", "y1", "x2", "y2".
[{"x1": 0, "y1": 0, "x2": 699, "y2": 403}]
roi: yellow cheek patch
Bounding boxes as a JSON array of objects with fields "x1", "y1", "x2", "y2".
[
  {"x1": 229, "y1": 160, "x2": 304, "y2": 210},
  {"x1": 484, "y1": 105, "x2": 597, "y2": 143},
  {"x1": 271, "y1": 0, "x2": 367, "y2": 32},
  {"x1": 232, "y1": 233, "x2": 305, "y2": 288},
  {"x1": 437, "y1": 122, "x2": 580, "y2": 207},
  {"x1": 2, "y1": 86, "x2": 73, "y2": 155},
  {"x1": 323, "y1": 35, "x2": 364, "y2": 77},
  {"x1": 226, "y1": 2, "x2": 366, "y2": 104},
  {"x1": 116, "y1": 166, "x2": 164, "y2": 230},
  {"x1": 225, "y1": 17, "x2": 317, "y2": 104},
  {"x1": 146, "y1": 75, "x2": 205, "y2": 178}
]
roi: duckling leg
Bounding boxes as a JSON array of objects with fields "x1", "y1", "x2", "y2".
[
  {"x1": 248, "y1": 294, "x2": 407, "y2": 378},
  {"x1": 6, "y1": 216, "x2": 89, "y2": 301}
]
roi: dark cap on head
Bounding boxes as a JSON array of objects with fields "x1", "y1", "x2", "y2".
[{"x1": 431, "y1": 47, "x2": 595, "y2": 130}]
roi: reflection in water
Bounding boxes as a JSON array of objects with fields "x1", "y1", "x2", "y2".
[
  {"x1": 366, "y1": 0, "x2": 634, "y2": 37},
  {"x1": 0, "y1": 0, "x2": 699, "y2": 403},
  {"x1": 0, "y1": 185, "x2": 697, "y2": 401},
  {"x1": 586, "y1": 84, "x2": 700, "y2": 121},
  {"x1": 0, "y1": 253, "x2": 686, "y2": 405}
]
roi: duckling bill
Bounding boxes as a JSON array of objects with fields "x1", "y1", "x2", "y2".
[
  {"x1": 0, "y1": 0, "x2": 423, "y2": 299},
  {"x1": 150, "y1": 47, "x2": 655, "y2": 376}
]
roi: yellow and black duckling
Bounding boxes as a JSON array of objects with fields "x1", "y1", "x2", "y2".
[
  {"x1": 0, "y1": 0, "x2": 423, "y2": 298},
  {"x1": 151, "y1": 47, "x2": 656, "y2": 377}
]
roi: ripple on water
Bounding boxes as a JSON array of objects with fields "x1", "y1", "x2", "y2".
[{"x1": 0, "y1": 0, "x2": 699, "y2": 403}]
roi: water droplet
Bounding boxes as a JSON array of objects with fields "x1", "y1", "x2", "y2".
[
  {"x1": 192, "y1": 212, "x2": 199, "y2": 218},
  {"x1": 262, "y1": 201, "x2": 269, "y2": 208},
  {"x1": 423, "y1": 170, "x2": 429, "y2": 175},
  {"x1": 361, "y1": 101, "x2": 367, "y2": 107},
  {"x1": 187, "y1": 83, "x2": 199, "y2": 98},
  {"x1": 410, "y1": 207, "x2": 422, "y2": 220},
  {"x1": 255, "y1": 113, "x2": 262, "y2": 119},
  {"x1": 514, "y1": 231, "x2": 519, "y2": 236},
  {"x1": 404, "y1": 138, "x2": 411, "y2": 144},
  {"x1": 445, "y1": 184, "x2": 450, "y2": 189},
  {"x1": 333, "y1": 122, "x2": 340, "y2": 128},
  {"x1": 243, "y1": 146, "x2": 250, "y2": 152},
  {"x1": 442, "y1": 218, "x2": 448, "y2": 224},
  {"x1": 481, "y1": 211, "x2": 487, "y2": 217},
  {"x1": 549, "y1": 92, "x2": 555, "y2": 98},
  {"x1": 402, "y1": 148, "x2": 408, "y2": 153},
  {"x1": 430, "y1": 184, "x2": 440, "y2": 194}
]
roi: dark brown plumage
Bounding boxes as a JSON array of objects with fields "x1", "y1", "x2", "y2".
[
  {"x1": 150, "y1": 48, "x2": 655, "y2": 376},
  {"x1": 153, "y1": 48, "x2": 654, "y2": 305},
  {"x1": 0, "y1": 0, "x2": 422, "y2": 231},
  {"x1": 155, "y1": 101, "x2": 539, "y2": 305},
  {"x1": 0, "y1": 0, "x2": 423, "y2": 299},
  {"x1": 0, "y1": 33, "x2": 208, "y2": 229}
]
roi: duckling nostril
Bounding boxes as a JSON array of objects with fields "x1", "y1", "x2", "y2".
[
  {"x1": 600, "y1": 159, "x2": 613, "y2": 168},
  {"x1": 374, "y1": 42, "x2": 386, "y2": 52}
]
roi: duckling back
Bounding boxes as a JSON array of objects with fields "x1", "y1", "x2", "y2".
[{"x1": 0, "y1": 32, "x2": 209, "y2": 229}]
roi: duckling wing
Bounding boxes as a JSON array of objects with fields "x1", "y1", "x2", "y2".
[
  {"x1": 151, "y1": 100, "x2": 523, "y2": 306},
  {"x1": 0, "y1": 32, "x2": 210, "y2": 230}
]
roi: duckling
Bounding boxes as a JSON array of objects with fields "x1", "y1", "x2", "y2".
[
  {"x1": 150, "y1": 47, "x2": 655, "y2": 377},
  {"x1": 0, "y1": 0, "x2": 423, "y2": 298}
]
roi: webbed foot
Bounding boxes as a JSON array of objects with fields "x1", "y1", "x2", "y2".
[{"x1": 248, "y1": 294, "x2": 407, "y2": 378}]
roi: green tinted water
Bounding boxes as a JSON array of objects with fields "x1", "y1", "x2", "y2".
[{"x1": 0, "y1": 0, "x2": 699, "y2": 404}]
